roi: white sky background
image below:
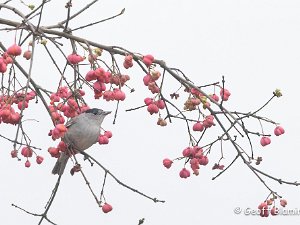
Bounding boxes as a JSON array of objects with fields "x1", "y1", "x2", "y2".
[{"x1": 1, "y1": 0, "x2": 300, "y2": 224}]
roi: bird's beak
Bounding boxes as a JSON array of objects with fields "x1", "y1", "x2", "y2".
[{"x1": 104, "y1": 111, "x2": 111, "y2": 115}]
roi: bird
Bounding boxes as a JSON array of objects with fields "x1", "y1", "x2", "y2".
[{"x1": 52, "y1": 108, "x2": 111, "y2": 175}]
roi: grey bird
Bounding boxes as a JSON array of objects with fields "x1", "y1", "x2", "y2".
[{"x1": 52, "y1": 108, "x2": 111, "y2": 175}]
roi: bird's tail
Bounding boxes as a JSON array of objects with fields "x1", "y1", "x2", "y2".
[{"x1": 52, "y1": 152, "x2": 69, "y2": 175}]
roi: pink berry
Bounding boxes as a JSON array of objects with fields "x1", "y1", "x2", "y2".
[
  {"x1": 25, "y1": 160, "x2": 31, "y2": 168},
  {"x1": 260, "y1": 206, "x2": 269, "y2": 217},
  {"x1": 21, "y1": 147, "x2": 33, "y2": 157},
  {"x1": 123, "y1": 55, "x2": 133, "y2": 69},
  {"x1": 220, "y1": 88, "x2": 231, "y2": 101},
  {"x1": 102, "y1": 203, "x2": 113, "y2": 213},
  {"x1": 103, "y1": 90, "x2": 114, "y2": 101},
  {"x1": 67, "y1": 53, "x2": 83, "y2": 64},
  {"x1": 123, "y1": 61, "x2": 133, "y2": 69},
  {"x1": 51, "y1": 128, "x2": 61, "y2": 140},
  {"x1": 11, "y1": 150, "x2": 18, "y2": 158},
  {"x1": 194, "y1": 150, "x2": 203, "y2": 158},
  {"x1": 258, "y1": 202, "x2": 268, "y2": 210},
  {"x1": 144, "y1": 54, "x2": 154, "y2": 61},
  {"x1": 7, "y1": 44, "x2": 22, "y2": 56},
  {"x1": 203, "y1": 102, "x2": 211, "y2": 109},
  {"x1": 280, "y1": 199, "x2": 287, "y2": 207},
  {"x1": 190, "y1": 88, "x2": 200, "y2": 96},
  {"x1": 148, "y1": 83, "x2": 160, "y2": 94},
  {"x1": 163, "y1": 158, "x2": 173, "y2": 169},
  {"x1": 211, "y1": 94, "x2": 219, "y2": 102},
  {"x1": 114, "y1": 89, "x2": 126, "y2": 101},
  {"x1": 104, "y1": 131, "x2": 113, "y2": 138},
  {"x1": 151, "y1": 70, "x2": 161, "y2": 80},
  {"x1": 78, "y1": 89, "x2": 85, "y2": 96},
  {"x1": 193, "y1": 122, "x2": 204, "y2": 132},
  {"x1": 144, "y1": 97, "x2": 153, "y2": 106},
  {"x1": 48, "y1": 147, "x2": 60, "y2": 158},
  {"x1": 85, "y1": 70, "x2": 97, "y2": 81},
  {"x1": 50, "y1": 93, "x2": 60, "y2": 103},
  {"x1": 0, "y1": 59, "x2": 7, "y2": 73},
  {"x1": 190, "y1": 158, "x2": 199, "y2": 166},
  {"x1": 93, "y1": 81, "x2": 106, "y2": 92},
  {"x1": 4, "y1": 57, "x2": 13, "y2": 64},
  {"x1": 203, "y1": 115, "x2": 215, "y2": 128},
  {"x1": 57, "y1": 141, "x2": 67, "y2": 152},
  {"x1": 0, "y1": 108, "x2": 11, "y2": 118},
  {"x1": 23, "y1": 50, "x2": 32, "y2": 60},
  {"x1": 98, "y1": 135, "x2": 109, "y2": 144},
  {"x1": 36, "y1": 156, "x2": 44, "y2": 164},
  {"x1": 156, "y1": 100, "x2": 165, "y2": 109},
  {"x1": 274, "y1": 126, "x2": 285, "y2": 136},
  {"x1": 18, "y1": 101, "x2": 28, "y2": 110},
  {"x1": 193, "y1": 169, "x2": 199, "y2": 176},
  {"x1": 271, "y1": 207, "x2": 278, "y2": 216},
  {"x1": 143, "y1": 58, "x2": 152, "y2": 67},
  {"x1": 260, "y1": 136, "x2": 271, "y2": 147},
  {"x1": 199, "y1": 156, "x2": 209, "y2": 166},
  {"x1": 142, "y1": 54, "x2": 154, "y2": 67},
  {"x1": 143, "y1": 74, "x2": 152, "y2": 86},
  {"x1": 56, "y1": 124, "x2": 67, "y2": 132},
  {"x1": 179, "y1": 168, "x2": 190, "y2": 179},
  {"x1": 88, "y1": 54, "x2": 97, "y2": 63},
  {"x1": 10, "y1": 112, "x2": 21, "y2": 124},
  {"x1": 125, "y1": 55, "x2": 133, "y2": 62},
  {"x1": 182, "y1": 147, "x2": 192, "y2": 157},
  {"x1": 191, "y1": 98, "x2": 201, "y2": 105},
  {"x1": 147, "y1": 103, "x2": 159, "y2": 115}
]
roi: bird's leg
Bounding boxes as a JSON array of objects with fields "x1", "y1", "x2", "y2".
[{"x1": 83, "y1": 154, "x2": 94, "y2": 167}]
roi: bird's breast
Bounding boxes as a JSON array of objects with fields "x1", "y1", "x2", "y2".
[{"x1": 64, "y1": 123, "x2": 100, "y2": 151}]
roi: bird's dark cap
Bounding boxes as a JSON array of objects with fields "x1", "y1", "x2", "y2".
[{"x1": 85, "y1": 108, "x2": 111, "y2": 115}]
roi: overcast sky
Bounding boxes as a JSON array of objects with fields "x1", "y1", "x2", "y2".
[{"x1": 1, "y1": 0, "x2": 300, "y2": 225}]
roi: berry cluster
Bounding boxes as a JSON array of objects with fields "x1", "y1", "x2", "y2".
[
  {"x1": 163, "y1": 86, "x2": 286, "y2": 183},
  {"x1": 163, "y1": 146, "x2": 209, "y2": 178},
  {"x1": 260, "y1": 126, "x2": 285, "y2": 147},
  {"x1": 139, "y1": 54, "x2": 170, "y2": 126},
  {"x1": 0, "y1": 91, "x2": 36, "y2": 125},
  {"x1": 1, "y1": 44, "x2": 45, "y2": 167},
  {"x1": 0, "y1": 44, "x2": 36, "y2": 125},
  {"x1": 11, "y1": 146, "x2": 44, "y2": 168},
  {"x1": 143, "y1": 71, "x2": 160, "y2": 94},
  {"x1": 144, "y1": 98, "x2": 165, "y2": 115},
  {"x1": 123, "y1": 55, "x2": 133, "y2": 69},
  {"x1": 192, "y1": 115, "x2": 215, "y2": 132},
  {"x1": 1, "y1": 43, "x2": 34, "y2": 72},
  {"x1": 67, "y1": 53, "x2": 84, "y2": 64},
  {"x1": 258, "y1": 198, "x2": 287, "y2": 217},
  {"x1": 85, "y1": 68, "x2": 129, "y2": 100},
  {"x1": 49, "y1": 87, "x2": 88, "y2": 119},
  {"x1": 98, "y1": 131, "x2": 113, "y2": 145},
  {"x1": 48, "y1": 141, "x2": 67, "y2": 158}
]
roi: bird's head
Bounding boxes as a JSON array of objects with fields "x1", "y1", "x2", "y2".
[{"x1": 85, "y1": 108, "x2": 111, "y2": 116}]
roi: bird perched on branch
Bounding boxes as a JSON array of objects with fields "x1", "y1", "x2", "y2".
[{"x1": 52, "y1": 108, "x2": 111, "y2": 175}]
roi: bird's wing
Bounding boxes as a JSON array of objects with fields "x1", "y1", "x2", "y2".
[
  {"x1": 63, "y1": 115, "x2": 82, "y2": 150},
  {"x1": 65, "y1": 115, "x2": 80, "y2": 128}
]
